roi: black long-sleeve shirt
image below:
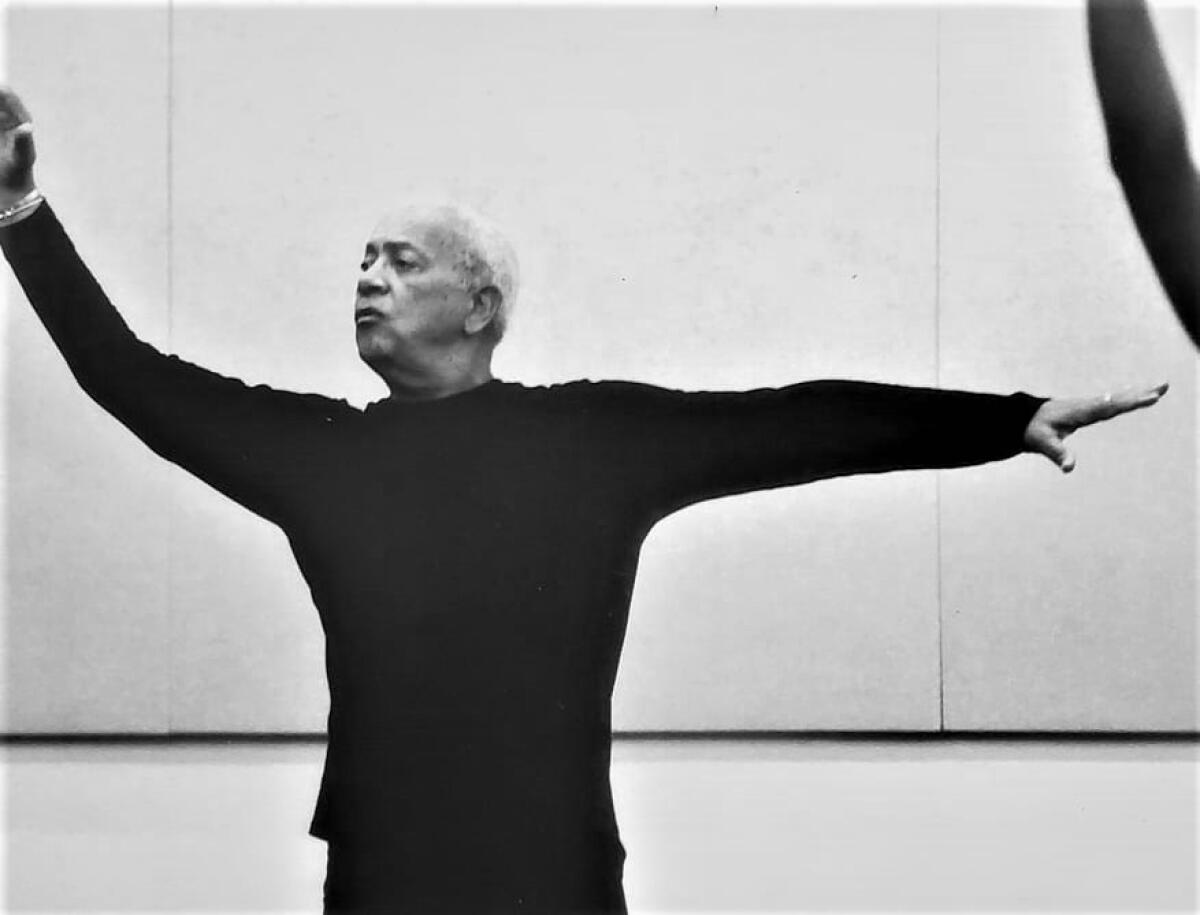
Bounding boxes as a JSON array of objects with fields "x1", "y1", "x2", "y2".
[{"x1": 2, "y1": 203, "x2": 1043, "y2": 913}]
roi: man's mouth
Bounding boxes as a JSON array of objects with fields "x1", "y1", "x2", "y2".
[{"x1": 355, "y1": 306, "x2": 383, "y2": 325}]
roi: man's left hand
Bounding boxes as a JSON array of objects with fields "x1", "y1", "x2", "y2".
[{"x1": 1023, "y1": 382, "x2": 1168, "y2": 473}]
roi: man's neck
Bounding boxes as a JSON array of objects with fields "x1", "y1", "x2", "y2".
[{"x1": 377, "y1": 352, "x2": 495, "y2": 403}]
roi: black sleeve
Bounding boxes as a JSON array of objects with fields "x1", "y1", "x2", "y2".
[
  {"x1": 583, "y1": 380, "x2": 1044, "y2": 518},
  {"x1": 0, "y1": 202, "x2": 356, "y2": 524}
]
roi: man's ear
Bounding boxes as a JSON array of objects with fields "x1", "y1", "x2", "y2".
[{"x1": 465, "y1": 285, "x2": 502, "y2": 336}]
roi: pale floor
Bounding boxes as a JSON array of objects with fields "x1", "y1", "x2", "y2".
[{"x1": 0, "y1": 739, "x2": 1195, "y2": 913}]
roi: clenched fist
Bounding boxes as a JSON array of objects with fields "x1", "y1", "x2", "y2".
[{"x1": 0, "y1": 86, "x2": 36, "y2": 209}]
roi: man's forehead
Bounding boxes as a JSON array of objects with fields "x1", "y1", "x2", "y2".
[{"x1": 369, "y1": 211, "x2": 457, "y2": 253}]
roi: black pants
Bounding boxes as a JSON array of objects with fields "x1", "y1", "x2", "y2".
[
  {"x1": 323, "y1": 842, "x2": 393, "y2": 914},
  {"x1": 322, "y1": 841, "x2": 628, "y2": 915}
]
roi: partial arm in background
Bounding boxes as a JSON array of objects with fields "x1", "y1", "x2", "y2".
[{"x1": 1088, "y1": 0, "x2": 1200, "y2": 347}]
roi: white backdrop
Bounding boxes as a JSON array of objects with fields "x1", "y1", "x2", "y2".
[{"x1": 1, "y1": 3, "x2": 1195, "y2": 734}]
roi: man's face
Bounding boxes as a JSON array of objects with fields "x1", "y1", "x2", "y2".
[{"x1": 354, "y1": 213, "x2": 476, "y2": 370}]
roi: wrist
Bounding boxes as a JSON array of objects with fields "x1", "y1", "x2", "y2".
[{"x1": 0, "y1": 187, "x2": 43, "y2": 227}]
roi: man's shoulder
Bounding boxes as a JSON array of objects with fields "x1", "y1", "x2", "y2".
[
  {"x1": 499, "y1": 378, "x2": 674, "y2": 413},
  {"x1": 513, "y1": 378, "x2": 675, "y2": 402},
  {"x1": 261, "y1": 388, "x2": 361, "y2": 425}
]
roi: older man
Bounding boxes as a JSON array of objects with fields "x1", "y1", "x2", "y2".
[{"x1": 0, "y1": 88, "x2": 1166, "y2": 914}]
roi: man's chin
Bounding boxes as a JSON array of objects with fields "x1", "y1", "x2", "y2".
[
  {"x1": 356, "y1": 337, "x2": 388, "y2": 370},
  {"x1": 358, "y1": 339, "x2": 413, "y2": 380}
]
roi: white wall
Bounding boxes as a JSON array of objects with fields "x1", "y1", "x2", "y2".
[
  {"x1": 1, "y1": 4, "x2": 1195, "y2": 734},
  {"x1": 937, "y1": 6, "x2": 1198, "y2": 730},
  {"x1": 3, "y1": 739, "x2": 1194, "y2": 912},
  {"x1": 3, "y1": 5, "x2": 172, "y2": 733}
]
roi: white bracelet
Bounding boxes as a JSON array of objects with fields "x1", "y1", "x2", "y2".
[{"x1": 0, "y1": 188, "x2": 43, "y2": 225}]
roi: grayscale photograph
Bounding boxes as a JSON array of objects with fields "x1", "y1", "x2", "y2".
[{"x1": 0, "y1": 1, "x2": 1195, "y2": 912}]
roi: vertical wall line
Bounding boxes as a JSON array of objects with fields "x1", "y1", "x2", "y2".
[
  {"x1": 1, "y1": 0, "x2": 11, "y2": 751},
  {"x1": 165, "y1": 0, "x2": 175, "y2": 736},
  {"x1": 934, "y1": 7, "x2": 946, "y2": 734},
  {"x1": 1192, "y1": 0, "x2": 1200, "y2": 736}
]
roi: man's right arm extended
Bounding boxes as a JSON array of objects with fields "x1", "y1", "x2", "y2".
[{"x1": 0, "y1": 88, "x2": 352, "y2": 524}]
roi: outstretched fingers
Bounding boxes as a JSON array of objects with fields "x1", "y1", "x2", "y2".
[
  {"x1": 1080, "y1": 382, "x2": 1169, "y2": 426},
  {"x1": 1026, "y1": 381, "x2": 1168, "y2": 473}
]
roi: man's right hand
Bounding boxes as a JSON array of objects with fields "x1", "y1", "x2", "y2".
[{"x1": 0, "y1": 87, "x2": 36, "y2": 209}]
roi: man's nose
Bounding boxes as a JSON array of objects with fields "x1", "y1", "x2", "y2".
[
  {"x1": 357, "y1": 278, "x2": 386, "y2": 297},
  {"x1": 357, "y1": 266, "x2": 387, "y2": 297}
]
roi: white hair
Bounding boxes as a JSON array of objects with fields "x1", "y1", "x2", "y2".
[{"x1": 390, "y1": 203, "x2": 520, "y2": 342}]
